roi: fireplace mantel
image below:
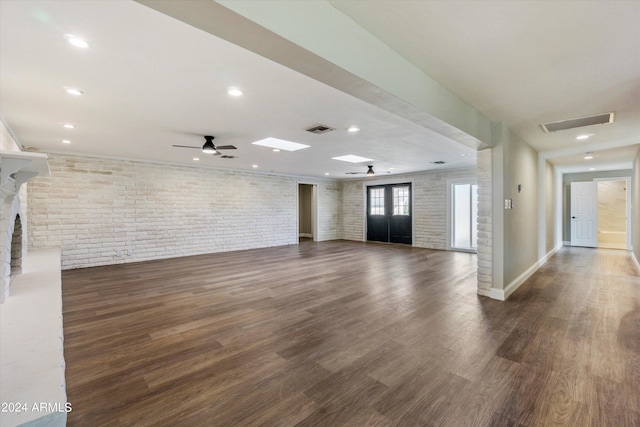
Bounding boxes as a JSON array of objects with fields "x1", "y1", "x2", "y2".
[{"x1": 0, "y1": 150, "x2": 50, "y2": 193}]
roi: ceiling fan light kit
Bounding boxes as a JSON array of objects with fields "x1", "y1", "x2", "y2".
[
  {"x1": 172, "y1": 135, "x2": 237, "y2": 158},
  {"x1": 202, "y1": 136, "x2": 217, "y2": 153}
]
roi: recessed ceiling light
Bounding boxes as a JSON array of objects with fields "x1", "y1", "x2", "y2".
[
  {"x1": 227, "y1": 87, "x2": 243, "y2": 96},
  {"x1": 348, "y1": 126, "x2": 360, "y2": 132},
  {"x1": 589, "y1": 168, "x2": 596, "y2": 171},
  {"x1": 63, "y1": 123, "x2": 75, "y2": 129},
  {"x1": 576, "y1": 134, "x2": 592, "y2": 140},
  {"x1": 62, "y1": 139, "x2": 71, "y2": 144},
  {"x1": 252, "y1": 137, "x2": 310, "y2": 152},
  {"x1": 272, "y1": 148, "x2": 280, "y2": 152},
  {"x1": 461, "y1": 153, "x2": 472, "y2": 157},
  {"x1": 324, "y1": 172, "x2": 330, "y2": 176},
  {"x1": 389, "y1": 167, "x2": 395, "y2": 170},
  {"x1": 193, "y1": 157, "x2": 199, "y2": 161},
  {"x1": 332, "y1": 154, "x2": 374, "y2": 163},
  {"x1": 66, "y1": 35, "x2": 89, "y2": 49},
  {"x1": 584, "y1": 152, "x2": 594, "y2": 160},
  {"x1": 252, "y1": 164, "x2": 258, "y2": 168},
  {"x1": 66, "y1": 88, "x2": 83, "y2": 96}
]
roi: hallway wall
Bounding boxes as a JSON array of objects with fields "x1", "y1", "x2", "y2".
[{"x1": 633, "y1": 149, "x2": 640, "y2": 265}]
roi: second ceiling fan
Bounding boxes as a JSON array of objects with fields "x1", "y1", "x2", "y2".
[
  {"x1": 345, "y1": 165, "x2": 389, "y2": 176},
  {"x1": 173, "y1": 135, "x2": 237, "y2": 156}
]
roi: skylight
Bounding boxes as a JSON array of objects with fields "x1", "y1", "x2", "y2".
[
  {"x1": 332, "y1": 154, "x2": 374, "y2": 163},
  {"x1": 251, "y1": 137, "x2": 310, "y2": 152}
]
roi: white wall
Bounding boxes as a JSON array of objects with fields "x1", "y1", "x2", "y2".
[
  {"x1": 340, "y1": 167, "x2": 476, "y2": 249},
  {"x1": 545, "y1": 160, "x2": 556, "y2": 254},
  {"x1": 633, "y1": 149, "x2": 640, "y2": 266},
  {"x1": 317, "y1": 181, "x2": 341, "y2": 241},
  {"x1": 28, "y1": 154, "x2": 337, "y2": 269},
  {"x1": 501, "y1": 125, "x2": 538, "y2": 286},
  {"x1": 485, "y1": 121, "x2": 539, "y2": 299}
]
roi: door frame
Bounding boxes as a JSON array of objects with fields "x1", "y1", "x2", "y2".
[
  {"x1": 361, "y1": 177, "x2": 415, "y2": 245},
  {"x1": 297, "y1": 182, "x2": 318, "y2": 242},
  {"x1": 446, "y1": 177, "x2": 477, "y2": 252},
  {"x1": 594, "y1": 176, "x2": 632, "y2": 250}
]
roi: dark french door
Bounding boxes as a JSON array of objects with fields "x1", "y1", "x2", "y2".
[{"x1": 366, "y1": 183, "x2": 412, "y2": 244}]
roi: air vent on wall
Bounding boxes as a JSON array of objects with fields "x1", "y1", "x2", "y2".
[
  {"x1": 540, "y1": 112, "x2": 614, "y2": 133},
  {"x1": 306, "y1": 124, "x2": 335, "y2": 134}
]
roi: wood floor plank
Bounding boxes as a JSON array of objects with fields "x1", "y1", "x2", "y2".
[{"x1": 61, "y1": 242, "x2": 640, "y2": 426}]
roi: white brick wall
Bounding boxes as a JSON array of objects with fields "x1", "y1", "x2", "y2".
[
  {"x1": 340, "y1": 180, "x2": 364, "y2": 241},
  {"x1": 317, "y1": 181, "x2": 341, "y2": 241},
  {"x1": 340, "y1": 167, "x2": 477, "y2": 249},
  {"x1": 476, "y1": 149, "x2": 492, "y2": 292},
  {"x1": 29, "y1": 154, "x2": 341, "y2": 269},
  {"x1": 27, "y1": 154, "x2": 487, "y2": 274}
]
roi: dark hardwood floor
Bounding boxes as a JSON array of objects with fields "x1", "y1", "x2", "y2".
[{"x1": 61, "y1": 241, "x2": 640, "y2": 426}]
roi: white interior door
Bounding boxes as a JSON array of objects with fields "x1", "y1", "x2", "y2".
[{"x1": 571, "y1": 181, "x2": 598, "y2": 247}]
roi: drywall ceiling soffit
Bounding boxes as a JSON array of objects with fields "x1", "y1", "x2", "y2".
[
  {"x1": 548, "y1": 144, "x2": 639, "y2": 173},
  {"x1": 328, "y1": 0, "x2": 640, "y2": 159},
  {"x1": 136, "y1": 0, "x2": 490, "y2": 151}
]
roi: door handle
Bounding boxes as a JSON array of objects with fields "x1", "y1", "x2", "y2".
[{"x1": 571, "y1": 216, "x2": 576, "y2": 219}]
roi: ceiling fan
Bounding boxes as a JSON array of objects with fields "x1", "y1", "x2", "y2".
[
  {"x1": 345, "y1": 165, "x2": 389, "y2": 176},
  {"x1": 173, "y1": 135, "x2": 237, "y2": 156}
]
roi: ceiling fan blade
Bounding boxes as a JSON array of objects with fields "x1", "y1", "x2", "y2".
[
  {"x1": 172, "y1": 145, "x2": 201, "y2": 149},
  {"x1": 215, "y1": 145, "x2": 237, "y2": 150}
]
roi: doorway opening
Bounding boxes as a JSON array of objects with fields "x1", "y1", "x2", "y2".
[
  {"x1": 448, "y1": 181, "x2": 478, "y2": 251},
  {"x1": 298, "y1": 184, "x2": 316, "y2": 241},
  {"x1": 569, "y1": 177, "x2": 630, "y2": 250},
  {"x1": 597, "y1": 180, "x2": 627, "y2": 250},
  {"x1": 11, "y1": 214, "x2": 22, "y2": 275},
  {"x1": 366, "y1": 183, "x2": 412, "y2": 244}
]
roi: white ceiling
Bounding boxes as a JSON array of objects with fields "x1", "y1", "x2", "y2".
[{"x1": 1, "y1": 1, "x2": 638, "y2": 179}]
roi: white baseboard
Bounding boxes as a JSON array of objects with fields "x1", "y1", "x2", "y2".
[
  {"x1": 632, "y1": 252, "x2": 640, "y2": 274},
  {"x1": 563, "y1": 240, "x2": 571, "y2": 246},
  {"x1": 488, "y1": 243, "x2": 563, "y2": 301},
  {"x1": 543, "y1": 242, "x2": 564, "y2": 263},
  {"x1": 476, "y1": 288, "x2": 491, "y2": 297}
]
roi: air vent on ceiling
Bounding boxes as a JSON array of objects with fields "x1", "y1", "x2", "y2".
[
  {"x1": 306, "y1": 124, "x2": 335, "y2": 134},
  {"x1": 433, "y1": 161, "x2": 446, "y2": 165},
  {"x1": 540, "y1": 112, "x2": 614, "y2": 133},
  {"x1": 220, "y1": 155, "x2": 236, "y2": 159}
]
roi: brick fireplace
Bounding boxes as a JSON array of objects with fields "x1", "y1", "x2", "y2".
[{"x1": 0, "y1": 150, "x2": 49, "y2": 303}]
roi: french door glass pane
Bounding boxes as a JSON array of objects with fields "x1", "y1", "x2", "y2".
[
  {"x1": 370, "y1": 188, "x2": 385, "y2": 215},
  {"x1": 453, "y1": 184, "x2": 471, "y2": 248},
  {"x1": 393, "y1": 186, "x2": 410, "y2": 215}
]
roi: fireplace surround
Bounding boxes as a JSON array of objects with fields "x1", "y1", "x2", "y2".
[{"x1": 0, "y1": 150, "x2": 49, "y2": 303}]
